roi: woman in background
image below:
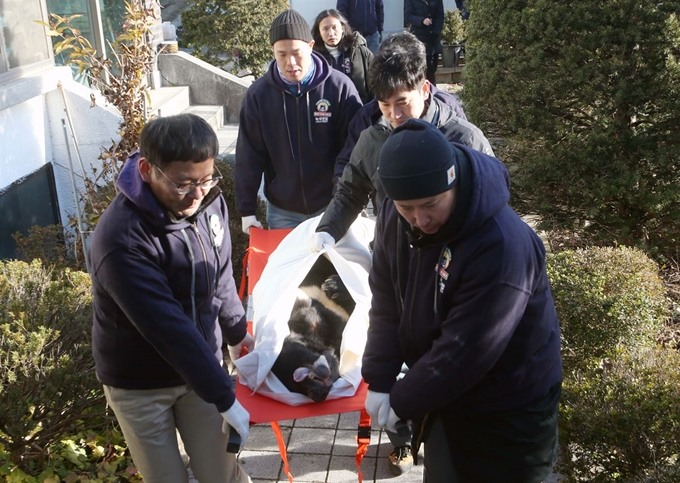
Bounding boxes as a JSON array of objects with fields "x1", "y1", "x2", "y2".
[{"x1": 312, "y1": 9, "x2": 374, "y2": 103}]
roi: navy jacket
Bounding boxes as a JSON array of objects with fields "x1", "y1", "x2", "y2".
[
  {"x1": 337, "y1": 0, "x2": 384, "y2": 37},
  {"x1": 363, "y1": 145, "x2": 562, "y2": 419},
  {"x1": 235, "y1": 52, "x2": 362, "y2": 216},
  {"x1": 334, "y1": 85, "x2": 466, "y2": 181},
  {"x1": 405, "y1": 0, "x2": 444, "y2": 47},
  {"x1": 90, "y1": 154, "x2": 246, "y2": 413}
]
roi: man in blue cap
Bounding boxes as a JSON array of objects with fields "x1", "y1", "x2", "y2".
[{"x1": 362, "y1": 118, "x2": 562, "y2": 482}]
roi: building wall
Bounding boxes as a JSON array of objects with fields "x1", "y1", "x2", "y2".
[
  {"x1": 290, "y1": 0, "x2": 459, "y2": 35},
  {"x1": 0, "y1": 65, "x2": 121, "y2": 257}
]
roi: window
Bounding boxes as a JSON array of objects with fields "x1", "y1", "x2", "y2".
[{"x1": 0, "y1": 0, "x2": 52, "y2": 75}]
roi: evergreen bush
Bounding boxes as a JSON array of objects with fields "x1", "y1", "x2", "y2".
[
  {"x1": 547, "y1": 246, "x2": 669, "y2": 368},
  {"x1": 559, "y1": 346, "x2": 680, "y2": 482},
  {"x1": 0, "y1": 261, "x2": 106, "y2": 473},
  {"x1": 181, "y1": 0, "x2": 290, "y2": 78},
  {"x1": 463, "y1": 0, "x2": 680, "y2": 261}
]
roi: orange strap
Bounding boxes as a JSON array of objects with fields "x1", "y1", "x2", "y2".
[
  {"x1": 238, "y1": 246, "x2": 252, "y2": 301},
  {"x1": 355, "y1": 409, "x2": 371, "y2": 483},
  {"x1": 271, "y1": 421, "x2": 294, "y2": 483}
]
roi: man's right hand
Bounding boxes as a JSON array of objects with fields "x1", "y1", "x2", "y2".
[
  {"x1": 241, "y1": 216, "x2": 263, "y2": 235},
  {"x1": 309, "y1": 232, "x2": 336, "y2": 252},
  {"x1": 221, "y1": 399, "x2": 250, "y2": 449}
]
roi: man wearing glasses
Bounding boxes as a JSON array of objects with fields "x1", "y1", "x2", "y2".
[{"x1": 89, "y1": 114, "x2": 253, "y2": 483}]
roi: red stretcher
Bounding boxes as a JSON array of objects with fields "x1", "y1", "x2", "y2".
[{"x1": 235, "y1": 227, "x2": 371, "y2": 483}]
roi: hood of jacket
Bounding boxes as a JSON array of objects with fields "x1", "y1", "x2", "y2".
[
  {"x1": 402, "y1": 144, "x2": 511, "y2": 248},
  {"x1": 263, "y1": 51, "x2": 332, "y2": 95},
  {"x1": 116, "y1": 151, "x2": 221, "y2": 231}
]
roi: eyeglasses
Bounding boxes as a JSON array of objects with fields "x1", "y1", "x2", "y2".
[{"x1": 154, "y1": 164, "x2": 223, "y2": 195}]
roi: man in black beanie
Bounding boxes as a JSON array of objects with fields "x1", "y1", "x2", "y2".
[
  {"x1": 362, "y1": 118, "x2": 563, "y2": 482},
  {"x1": 235, "y1": 9, "x2": 362, "y2": 234}
]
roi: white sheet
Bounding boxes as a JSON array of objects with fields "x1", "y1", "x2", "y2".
[{"x1": 234, "y1": 214, "x2": 375, "y2": 405}]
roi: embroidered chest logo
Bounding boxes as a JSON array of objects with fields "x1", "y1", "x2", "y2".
[
  {"x1": 314, "y1": 99, "x2": 332, "y2": 123},
  {"x1": 209, "y1": 214, "x2": 224, "y2": 247},
  {"x1": 342, "y1": 57, "x2": 351, "y2": 75},
  {"x1": 437, "y1": 247, "x2": 452, "y2": 293}
]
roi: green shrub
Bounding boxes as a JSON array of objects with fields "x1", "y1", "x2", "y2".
[
  {"x1": 558, "y1": 346, "x2": 680, "y2": 482},
  {"x1": 463, "y1": 0, "x2": 680, "y2": 261},
  {"x1": 0, "y1": 260, "x2": 107, "y2": 474},
  {"x1": 0, "y1": 426, "x2": 140, "y2": 482},
  {"x1": 216, "y1": 159, "x2": 267, "y2": 292},
  {"x1": 547, "y1": 246, "x2": 668, "y2": 368},
  {"x1": 181, "y1": 0, "x2": 290, "y2": 78}
]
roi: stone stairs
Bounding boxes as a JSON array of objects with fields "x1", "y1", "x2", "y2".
[{"x1": 148, "y1": 85, "x2": 239, "y2": 162}]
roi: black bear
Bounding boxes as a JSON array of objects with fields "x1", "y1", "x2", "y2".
[{"x1": 271, "y1": 256, "x2": 356, "y2": 402}]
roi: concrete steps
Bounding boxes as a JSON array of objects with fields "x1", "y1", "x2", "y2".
[{"x1": 147, "y1": 86, "x2": 238, "y2": 161}]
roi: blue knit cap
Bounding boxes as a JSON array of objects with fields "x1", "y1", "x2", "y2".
[{"x1": 378, "y1": 119, "x2": 459, "y2": 201}]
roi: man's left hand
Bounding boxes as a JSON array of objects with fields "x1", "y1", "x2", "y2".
[{"x1": 228, "y1": 333, "x2": 254, "y2": 361}]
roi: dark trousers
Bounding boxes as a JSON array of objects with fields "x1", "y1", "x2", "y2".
[
  {"x1": 423, "y1": 381, "x2": 561, "y2": 483},
  {"x1": 425, "y1": 45, "x2": 439, "y2": 85}
]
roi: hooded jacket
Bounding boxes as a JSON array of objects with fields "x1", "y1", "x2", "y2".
[
  {"x1": 235, "y1": 51, "x2": 362, "y2": 217},
  {"x1": 317, "y1": 95, "x2": 494, "y2": 241},
  {"x1": 90, "y1": 153, "x2": 246, "y2": 413},
  {"x1": 337, "y1": 0, "x2": 384, "y2": 37},
  {"x1": 362, "y1": 145, "x2": 562, "y2": 420},
  {"x1": 316, "y1": 33, "x2": 374, "y2": 103}
]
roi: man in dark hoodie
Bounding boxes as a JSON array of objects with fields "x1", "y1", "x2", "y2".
[
  {"x1": 363, "y1": 119, "x2": 562, "y2": 483},
  {"x1": 311, "y1": 32, "x2": 493, "y2": 251},
  {"x1": 235, "y1": 9, "x2": 362, "y2": 234},
  {"x1": 90, "y1": 114, "x2": 253, "y2": 483}
]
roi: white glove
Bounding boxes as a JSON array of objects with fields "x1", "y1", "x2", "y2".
[
  {"x1": 308, "y1": 232, "x2": 336, "y2": 252},
  {"x1": 385, "y1": 407, "x2": 401, "y2": 433},
  {"x1": 227, "y1": 332, "x2": 254, "y2": 362},
  {"x1": 221, "y1": 399, "x2": 250, "y2": 448},
  {"x1": 365, "y1": 390, "x2": 391, "y2": 427},
  {"x1": 241, "y1": 215, "x2": 263, "y2": 235}
]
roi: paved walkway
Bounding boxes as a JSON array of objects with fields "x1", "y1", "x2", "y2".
[{"x1": 239, "y1": 412, "x2": 424, "y2": 483}]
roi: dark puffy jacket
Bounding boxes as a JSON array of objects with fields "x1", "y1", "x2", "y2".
[
  {"x1": 337, "y1": 0, "x2": 384, "y2": 37},
  {"x1": 334, "y1": 85, "x2": 466, "y2": 181},
  {"x1": 363, "y1": 144, "x2": 562, "y2": 420},
  {"x1": 235, "y1": 52, "x2": 362, "y2": 216},
  {"x1": 90, "y1": 153, "x2": 246, "y2": 413},
  {"x1": 316, "y1": 34, "x2": 374, "y2": 103},
  {"x1": 318, "y1": 95, "x2": 493, "y2": 241}
]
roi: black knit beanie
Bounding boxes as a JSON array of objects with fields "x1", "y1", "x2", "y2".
[
  {"x1": 269, "y1": 9, "x2": 313, "y2": 45},
  {"x1": 379, "y1": 119, "x2": 459, "y2": 201}
]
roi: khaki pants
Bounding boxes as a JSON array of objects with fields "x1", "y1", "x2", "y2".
[{"x1": 104, "y1": 384, "x2": 250, "y2": 483}]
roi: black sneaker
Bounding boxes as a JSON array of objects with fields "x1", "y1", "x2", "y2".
[{"x1": 388, "y1": 445, "x2": 413, "y2": 476}]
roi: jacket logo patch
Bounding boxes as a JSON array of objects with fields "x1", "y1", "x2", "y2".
[
  {"x1": 437, "y1": 247, "x2": 452, "y2": 293},
  {"x1": 342, "y1": 58, "x2": 351, "y2": 75},
  {"x1": 209, "y1": 214, "x2": 224, "y2": 247},
  {"x1": 315, "y1": 98, "x2": 332, "y2": 123}
]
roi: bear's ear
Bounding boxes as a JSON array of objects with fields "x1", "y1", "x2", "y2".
[{"x1": 293, "y1": 367, "x2": 311, "y2": 382}]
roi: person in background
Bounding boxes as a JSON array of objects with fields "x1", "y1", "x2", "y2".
[
  {"x1": 455, "y1": 0, "x2": 469, "y2": 20},
  {"x1": 89, "y1": 114, "x2": 253, "y2": 483},
  {"x1": 363, "y1": 119, "x2": 562, "y2": 483},
  {"x1": 235, "y1": 9, "x2": 362, "y2": 233},
  {"x1": 336, "y1": 0, "x2": 384, "y2": 53},
  {"x1": 312, "y1": 9, "x2": 374, "y2": 103},
  {"x1": 404, "y1": 0, "x2": 444, "y2": 84}
]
